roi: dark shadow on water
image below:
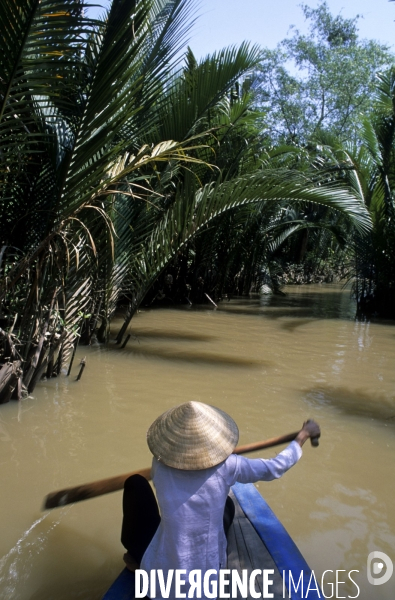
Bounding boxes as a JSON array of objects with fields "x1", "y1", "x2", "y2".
[
  {"x1": 303, "y1": 385, "x2": 395, "y2": 423},
  {"x1": 113, "y1": 286, "x2": 362, "y2": 330},
  {"x1": 106, "y1": 343, "x2": 269, "y2": 369},
  {"x1": 118, "y1": 287, "x2": 395, "y2": 327},
  {"x1": 217, "y1": 289, "x2": 356, "y2": 321},
  {"x1": 279, "y1": 318, "x2": 318, "y2": 332},
  {"x1": 218, "y1": 306, "x2": 315, "y2": 319},
  {"x1": 130, "y1": 328, "x2": 216, "y2": 342}
]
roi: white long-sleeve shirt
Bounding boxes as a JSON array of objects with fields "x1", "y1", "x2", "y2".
[{"x1": 140, "y1": 441, "x2": 302, "y2": 599}]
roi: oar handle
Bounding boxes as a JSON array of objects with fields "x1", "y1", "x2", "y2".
[
  {"x1": 234, "y1": 431, "x2": 300, "y2": 455},
  {"x1": 43, "y1": 428, "x2": 320, "y2": 510},
  {"x1": 235, "y1": 431, "x2": 320, "y2": 454}
]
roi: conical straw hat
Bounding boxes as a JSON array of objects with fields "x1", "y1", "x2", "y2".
[{"x1": 147, "y1": 401, "x2": 239, "y2": 470}]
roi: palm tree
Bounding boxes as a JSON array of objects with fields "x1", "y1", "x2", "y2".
[
  {"x1": 0, "y1": 0, "x2": 214, "y2": 395},
  {"x1": 354, "y1": 69, "x2": 395, "y2": 316},
  {"x1": 0, "y1": 0, "x2": 372, "y2": 402},
  {"x1": 315, "y1": 69, "x2": 395, "y2": 316}
]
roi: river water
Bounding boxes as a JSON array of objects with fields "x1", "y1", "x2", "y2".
[{"x1": 0, "y1": 284, "x2": 394, "y2": 600}]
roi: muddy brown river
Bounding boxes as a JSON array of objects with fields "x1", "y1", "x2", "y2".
[{"x1": 0, "y1": 284, "x2": 394, "y2": 599}]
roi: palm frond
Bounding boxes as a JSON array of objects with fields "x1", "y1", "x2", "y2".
[{"x1": 129, "y1": 170, "x2": 371, "y2": 301}]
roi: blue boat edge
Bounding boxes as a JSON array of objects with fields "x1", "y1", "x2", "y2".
[
  {"x1": 102, "y1": 482, "x2": 321, "y2": 600},
  {"x1": 102, "y1": 567, "x2": 135, "y2": 600},
  {"x1": 232, "y1": 482, "x2": 321, "y2": 600}
]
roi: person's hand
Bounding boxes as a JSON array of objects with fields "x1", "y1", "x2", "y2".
[
  {"x1": 302, "y1": 419, "x2": 320, "y2": 439},
  {"x1": 295, "y1": 419, "x2": 321, "y2": 447}
]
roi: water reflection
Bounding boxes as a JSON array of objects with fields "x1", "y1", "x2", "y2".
[{"x1": 219, "y1": 285, "x2": 357, "y2": 321}]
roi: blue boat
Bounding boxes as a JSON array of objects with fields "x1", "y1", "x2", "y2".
[{"x1": 102, "y1": 482, "x2": 321, "y2": 600}]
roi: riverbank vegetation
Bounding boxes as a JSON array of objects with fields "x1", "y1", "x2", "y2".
[{"x1": 0, "y1": 0, "x2": 394, "y2": 400}]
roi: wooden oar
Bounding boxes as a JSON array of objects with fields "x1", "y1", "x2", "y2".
[{"x1": 43, "y1": 430, "x2": 319, "y2": 510}]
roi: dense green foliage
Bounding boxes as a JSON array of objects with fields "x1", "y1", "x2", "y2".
[
  {"x1": 0, "y1": 0, "x2": 388, "y2": 402},
  {"x1": 245, "y1": 1, "x2": 395, "y2": 319},
  {"x1": 155, "y1": 2, "x2": 395, "y2": 310},
  {"x1": 329, "y1": 70, "x2": 395, "y2": 317},
  {"x1": 255, "y1": 1, "x2": 394, "y2": 144}
]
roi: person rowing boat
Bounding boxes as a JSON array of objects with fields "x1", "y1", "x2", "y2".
[{"x1": 120, "y1": 401, "x2": 321, "y2": 600}]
